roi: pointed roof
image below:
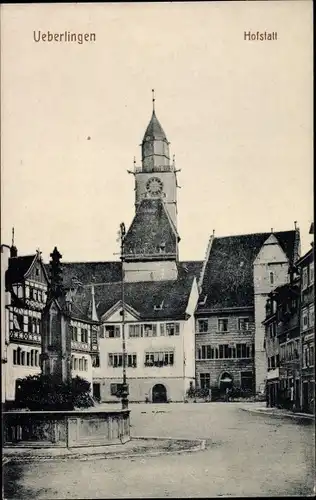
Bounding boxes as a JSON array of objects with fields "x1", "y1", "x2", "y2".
[
  {"x1": 143, "y1": 111, "x2": 168, "y2": 142},
  {"x1": 5, "y1": 255, "x2": 36, "y2": 287},
  {"x1": 123, "y1": 198, "x2": 178, "y2": 260},
  {"x1": 5, "y1": 253, "x2": 49, "y2": 289}
]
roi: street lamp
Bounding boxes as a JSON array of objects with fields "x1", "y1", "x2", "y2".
[{"x1": 120, "y1": 222, "x2": 129, "y2": 410}]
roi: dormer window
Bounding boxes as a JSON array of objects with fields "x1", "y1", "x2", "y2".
[
  {"x1": 154, "y1": 300, "x2": 164, "y2": 311},
  {"x1": 159, "y1": 243, "x2": 166, "y2": 253},
  {"x1": 269, "y1": 271, "x2": 274, "y2": 285},
  {"x1": 198, "y1": 295, "x2": 207, "y2": 306}
]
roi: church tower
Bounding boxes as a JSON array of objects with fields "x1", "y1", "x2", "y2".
[
  {"x1": 124, "y1": 91, "x2": 180, "y2": 283},
  {"x1": 132, "y1": 90, "x2": 178, "y2": 228}
]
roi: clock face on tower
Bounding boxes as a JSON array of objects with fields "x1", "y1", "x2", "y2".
[{"x1": 146, "y1": 177, "x2": 163, "y2": 196}]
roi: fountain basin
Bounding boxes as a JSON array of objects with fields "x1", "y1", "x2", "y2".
[{"x1": 3, "y1": 409, "x2": 130, "y2": 448}]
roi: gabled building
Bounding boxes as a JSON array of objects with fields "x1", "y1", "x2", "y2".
[
  {"x1": 195, "y1": 229, "x2": 300, "y2": 397},
  {"x1": 1, "y1": 244, "x2": 100, "y2": 404}
]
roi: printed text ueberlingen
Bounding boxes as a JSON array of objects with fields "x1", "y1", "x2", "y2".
[{"x1": 33, "y1": 31, "x2": 96, "y2": 44}]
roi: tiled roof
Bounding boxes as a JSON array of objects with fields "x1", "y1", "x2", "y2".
[
  {"x1": 143, "y1": 110, "x2": 167, "y2": 142},
  {"x1": 68, "y1": 262, "x2": 198, "y2": 322},
  {"x1": 60, "y1": 261, "x2": 122, "y2": 288},
  {"x1": 123, "y1": 198, "x2": 178, "y2": 259},
  {"x1": 5, "y1": 255, "x2": 36, "y2": 288},
  {"x1": 198, "y1": 230, "x2": 297, "y2": 311},
  {"x1": 181, "y1": 260, "x2": 203, "y2": 280}
]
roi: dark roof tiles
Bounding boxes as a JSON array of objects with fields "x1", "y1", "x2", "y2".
[
  {"x1": 143, "y1": 111, "x2": 167, "y2": 142},
  {"x1": 5, "y1": 255, "x2": 36, "y2": 288},
  {"x1": 198, "y1": 230, "x2": 298, "y2": 311}
]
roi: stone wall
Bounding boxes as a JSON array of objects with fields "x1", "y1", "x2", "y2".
[{"x1": 3, "y1": 409, "x2": 130, "y2": 448}]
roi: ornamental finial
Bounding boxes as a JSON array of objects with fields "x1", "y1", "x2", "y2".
[{"x1": 152, "y1": 89, "x2": 155, "y2": 112}]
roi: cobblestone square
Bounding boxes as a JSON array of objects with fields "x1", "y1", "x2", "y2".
[{"x1": 4, "y1": 402, "x2": 315, "y2": 498}]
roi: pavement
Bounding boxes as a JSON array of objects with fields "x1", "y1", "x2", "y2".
[
  {"x1": 3, "y1": 401, "x2": 315, "y2": 499},
  {"x1": 3, "y1": 437, "x2": 205, "y2": 461},
  {"x1": 238, "y1": 402, "x2": 315, "y2": 420}
]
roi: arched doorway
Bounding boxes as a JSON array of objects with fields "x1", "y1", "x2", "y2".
[
  {"x1": 152, "y1": 384, "x2": 167, "y2": 403},
  {"x1": 219, "y1": 372, "x2": 233, "y2": 397}
]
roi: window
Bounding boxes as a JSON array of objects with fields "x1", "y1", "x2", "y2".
[
  {"x1": 218, "y1": 318, "x2": 228, "y2": 332},
  {"x1": 198, "y1": 344, "x2": 252, "y2": 359},
  {"x1": 26, "y1": 352, "x2": 30, "y2": 366},
  {"x1": 200, "y1": 373, "x2": 211, "y2": 389},
  {"x1": 271, "y1": 356, "x2": 275, "y2": 369},
  {"x1": 303, "y1": 345, "x2": 309, "y2": 368},
  {"x1": 143, "y1": 324, "x2": 157, "y2": 337},
  {"x1": 280, "y1": 345, "x2": 285, "y2": 361},
  {"x1": 269, "y1": 271, "x2": 274, "y2": 285},
  {"x1": 198, "y1": 345, "x2": 214, "y2": 360},
  {"x1": 302, "y1": 266, "x2": 308, "y2": 290},
  {"x1": 238, "y1": 317, "x2": 250, "y2": 331},
  {"x1": 197, "y1": 319, "x2": 208, "y2": 333},
  {"x1": 160, "y1": 324, "x2": 165, "y2": 336},
  {"x1": 21, "y1": 351, "x2": 25, "y2": 365},
  {"x1": 144, "y1": 351, "x2": 174, "y2": 367},
  {"x1": 302, "y1": 308, "x2": 309, "y2": 331},
  {"x1": 309, "y1": 305, "x2": 314, "y2": 328},
  {"x1": 108, "y1": 353, "x2": 137, "y2": 368},
  {"x1": 13, "y1": 350, "x2": 17, "y2": 365},
  {"x1": 74, "y1": 358, "x2": 78, "y2": 370},
  {"x1": 128, "y1": 354, "x2": 137, "y2": 368},
  {"x1": 310, "y1": 261, "x2": 314, "y2": 285},
  {"x1": 13, "y1": 314, "x2": 23, "y2": 331},
  {"x1": 310, "y1": 345, "x2": 314, "y2": 367},
  {"x1": 81, "y1": 328, "x2": 88, "y2": 343},
  {"x1": 110, "y1": 383, "x2": 118, "y2": 396},
  {"x1": 92, "y1": 355, "x2": 100, "y2": 367},
  {"x1": 71, "y1": 326, "x2": 78, "y2": 341},
  {"x1": 166, "y1": 323, "x2": 180, "y2": 336},
  {"x1": 105, "y1": 325, "x2": 121, "y2": 338},
  {"x1": 84, "y1": 358, "x2": 88, "y2": 371},
  {"x1": 129, "y1": 324, "x2": 142, "y2": 338},
  {"x1": 34, "y1": 350, "x2": 39, "y2": 367},
  {"x1": 276, "y1": 354, "x2": 280, "y2": 367}
]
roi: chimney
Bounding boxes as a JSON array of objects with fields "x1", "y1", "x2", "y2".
[{"x1": 10, "y1": 228, "x2": 17, "y2": 257}]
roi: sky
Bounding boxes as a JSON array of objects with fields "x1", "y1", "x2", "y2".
[{"x1": 1, "y1": 1, "x2": 313, "y2": 263}]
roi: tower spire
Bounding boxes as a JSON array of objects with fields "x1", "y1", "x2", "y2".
[
  {"x1": 11, "y1": 227, "x2": 15, "y2": 247},
  {"x1": 152, "y1": 88, "x2": 155, "y2": 112}
]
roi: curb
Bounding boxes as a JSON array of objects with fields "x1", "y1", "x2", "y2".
[
  {"x1": 241, "y1": 407, "x2": 315, "y2": 421},
  {"x1": 3, "y1": 437, "x2": 206, "y2": 463}
]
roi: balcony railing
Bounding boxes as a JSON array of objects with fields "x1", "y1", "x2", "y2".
[{"x1": 134, "y1": 165, "x2": 175, "y2": 174}]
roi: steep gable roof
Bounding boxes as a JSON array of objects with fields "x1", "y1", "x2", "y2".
[
  {"x1": 123, "y1": 198, "x2": 178, "y2": 260},
  {"x1": 198, "y1": 230, "x2": 297, "y2": 311},
  {"x1": 5, "y1": 255, "x2": 36, "y2": 288}
]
